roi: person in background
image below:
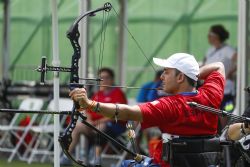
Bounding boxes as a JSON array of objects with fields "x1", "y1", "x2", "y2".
[
  {"x1": 220, "y1": 105, "x2": 250, "y2": 166},
  {"x1": 61, "y1": 67, "x2": 127, "y2": 166},
  {"x1": 203, "y1": 24, "x2": 237, "y2": 132},
  {"x1": 137, "y1": 70, "x2": 164, "y2": 103},
  {"x1": 227, "y1": 107, "x2": 250, "y2": 141}
]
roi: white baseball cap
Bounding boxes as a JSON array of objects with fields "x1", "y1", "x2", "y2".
[{"x1": 153, "y1": 53, "x2": 199, "y2": 81}]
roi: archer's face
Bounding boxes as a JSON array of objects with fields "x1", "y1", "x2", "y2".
[
  {"x1": 160, "y1": 68, "x2": 180, "y2": 94},
  {"x1": 99, "y1": 71, "x2": 114, "y2": 91}
]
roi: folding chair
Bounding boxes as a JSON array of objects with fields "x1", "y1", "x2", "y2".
[
  {"x1": 0, "y1": 97, "x2": 44, "y2": 162},
  {"x1": 27, "y1": 98, "x2": 73, "y2": 163}
]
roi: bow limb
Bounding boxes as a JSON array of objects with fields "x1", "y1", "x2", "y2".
[{"x1": 58, "y1": 3, "x2": 112, "y2": 167}]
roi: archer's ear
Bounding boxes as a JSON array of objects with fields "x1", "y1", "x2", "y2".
[{"x1": 177, "y1": 73, "x2": 185, "y2": 83}]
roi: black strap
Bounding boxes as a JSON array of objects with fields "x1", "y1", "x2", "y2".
[{"x1": 171, "y1": 137, "x2": 221, "y2": 153}]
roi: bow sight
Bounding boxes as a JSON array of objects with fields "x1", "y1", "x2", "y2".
[{"x1": 36, "y1": 57, "x2": 103, "y2": 85}]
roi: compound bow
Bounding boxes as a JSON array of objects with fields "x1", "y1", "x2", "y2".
[{"x1": 36, "y1": 2, "x2": 144, "y2": 167}]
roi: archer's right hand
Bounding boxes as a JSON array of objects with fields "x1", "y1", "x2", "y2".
[{"x1": 69, "y1": 88, "x2": 91, "y2": 109}]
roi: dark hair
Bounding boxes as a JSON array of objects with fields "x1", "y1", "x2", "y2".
[
  {"x1": 155, "y1": 70, "x2": 164, "y2": 79},
  {"x1": 210, "y1": 24, "x2": 229, "y2": 42},
  {"x1": 98, "y1": 67, "x2": 114, "y2": 79},
  {"x1": 175, "y1": 69, "x2": 197, "y2": 87}
]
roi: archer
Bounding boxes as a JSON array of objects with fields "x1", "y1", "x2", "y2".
[{"x1": 70, "y1": 52, "x2": 225, "y2": 167}]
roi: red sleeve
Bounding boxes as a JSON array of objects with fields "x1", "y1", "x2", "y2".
[
  {"x1": 199, "y1": 71, "x2": 225, "y2": 108},
  {"x1": 138, "y1": 98, "x2": 176, "y2": 129}
]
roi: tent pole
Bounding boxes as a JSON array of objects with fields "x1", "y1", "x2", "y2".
[
  {"x1": 51, "y1": 0, "x2": 60, "y2": 166},
  {"x1": 2, "y1": 0, "x2": 10, "y2": 81}
]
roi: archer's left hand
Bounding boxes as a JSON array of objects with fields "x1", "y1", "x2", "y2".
[{"x1": 69, "y1": 88, "x2": 91, "y2": 109}]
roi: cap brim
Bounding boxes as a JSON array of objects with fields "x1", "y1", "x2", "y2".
[{"x1": 153, "y1": 57, "x2": 173, "y2": 68}]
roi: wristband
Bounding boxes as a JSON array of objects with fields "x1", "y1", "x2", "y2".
[
  {"x1": 244, "y1": 122, "x2": 249, "y2": 129},
  {"x1": 93, "y1": 102, "x2": 100, "y2": 112},
  {"x1": 241, "y1": 123, "x2": 246, "y2": 135}
]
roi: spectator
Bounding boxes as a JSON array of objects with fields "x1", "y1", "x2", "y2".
[
  {"x1": 137, "y1": 70, "x2": 164, "y2": 103},
  {"x1": 221, "y1": 106, "x2": 250, "y2": 166},
  {"x1": 203, "y1": 24, "x2": 237, "y2": 132},
  {"x1": 61, "y1": 67, "x2": 127, "y2": 166},
  {"x1": 227, "y1": 107, "x2": 250, "y2": 141}
]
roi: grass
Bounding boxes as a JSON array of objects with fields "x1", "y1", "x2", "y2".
[{"x1": 0, "y1": 158, "x2": 52, "y2": 167}]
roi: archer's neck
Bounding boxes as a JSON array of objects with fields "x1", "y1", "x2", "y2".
[{"x1": 174, "y1": 85, "x2": 196, "y2": 94}]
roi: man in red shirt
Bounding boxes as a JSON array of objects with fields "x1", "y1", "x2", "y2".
[{"x1": 70, "y1": 53, "x2": 225, "y2": 167}]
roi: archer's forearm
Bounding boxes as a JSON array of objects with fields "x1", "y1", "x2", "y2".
[
  {"x1": 228, "y1": 123, "x2": 250, "y2": 141},
  {"x1": 199, "y1": 62, "x2": 225, "y2": 79},
  {"x1": 88, "y1": 101, "x2": 143, "y2": 122},
  {"x1": 228, "y1": 123, "x2": 243, "y2": 140}
]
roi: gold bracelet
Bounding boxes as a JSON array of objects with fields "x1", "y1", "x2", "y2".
[
  {"x1": 93, "y1": 102, "x2": 100, "y2": 112},
  {"x1": 86, "y1": 100, "x2": 96, "y2": 111},
  {"x1": 79, "y1": 99, "x2": 87, "y2": 110}
]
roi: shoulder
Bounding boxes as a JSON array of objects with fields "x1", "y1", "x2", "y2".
[
  {"x1": 112, "y1": 88, "x2": 127, "y2": 102},
  {"x1": 92, "y1": 91, "x2": 102, "y2": 98},
  {"x1": 222, "y1": 45, "x2": 236, "y2": 55},
  {"x1": 206, "y1": 70, "x2": 225, "y2": 79},
  {"x1": 205, "y1": 47, "x2": 215, "y2": 57},
  {"x1": 139, "y1": 96, "x2": 173, "y2": 111},
  {"x1": 139, "y1": 97, "x2": 177, "y2": 125},
  {"x1": 157, "y1": 95, "x2": 184, "y2": 110},
  {"x1": 112, "y1": 87, "x2": 125, "y2": 94},
  {"x1": 110, "y1": 88, "x2": 127, "y2": 99},
  {"x1": 201, "y1": 71, "x2": 225, "y2": 87},
  {"x1": 199, "y1": 71, "x2": 225, "y2": 106},
  {"x1": 223, "y1": 44, "x2": 236, "y2": 51}
]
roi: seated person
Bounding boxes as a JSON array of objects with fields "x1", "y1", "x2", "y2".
[
  {"x1": 203, "y1": 25, "x2": 237, "y2": 133},
  {"x1": 70, "y1": 53, "x2": 225, "y2": 167},
  {"x1": 227, "y1": 106, "x2": 250, "y2": 140},
  {"x1": 136, "y1": 70, "x2": 164, "y2": 103},
  {"x1": 61, "y1": 67, "x2": 127, "y2": 165},
  {"x1": 222, "y1": 105, "x2": 250, "y2": 166}
]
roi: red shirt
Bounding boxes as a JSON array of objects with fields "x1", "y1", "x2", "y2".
[
  {"x1": 89, "y1": 88, "x2": 127, "y2": 121},
  {"x1": 139, "y1": 71, "x2": 225, "y2": 167}
]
